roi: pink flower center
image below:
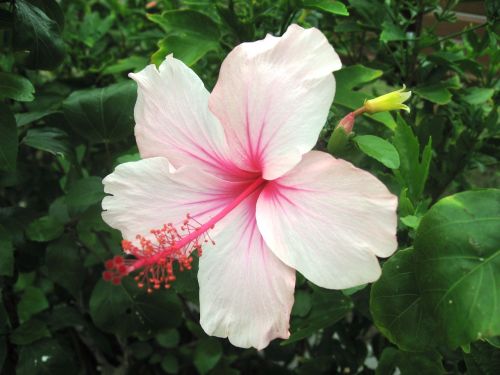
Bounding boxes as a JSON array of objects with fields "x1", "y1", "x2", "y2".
[{"x1": 102, "y1": 176, "x2": 266, "y2": 292}]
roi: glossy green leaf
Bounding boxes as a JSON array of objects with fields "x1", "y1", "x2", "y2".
[
  {"x1": 380, "y1": 21, "x2": 406, "y2": 42},
  {"x1": 13, "y1": 0, "x2": 65, "y2": 69},
  {"x1": 414, "y1": 77, "x2": 460, "y2": 105},
  {"x1": 148, "y1": 10, "x2": 220, "y2": 66},
  {"x1": 22, "y1": 127, "x2": 71, "y2": 157},
  {"x1": 46, "y1": 236, "x2": 84, "y2": 297},
  {"x1": 17, "y1": 287, "x2": 49, "y2": 322},
  {"x1": 462, "y1": 87, "x2": 495, "y2": 105},
  {"x1": 80, "y1": 12, "x2": 115, "y2": 48},
  {"x1": 415, "y1": 189, "x2": 500, "y2": 348},
  {"x1": 156, "y1": 329, "x2": 180, "y2": 348},
  {"x1": 17, "y1": 339, "x2": 77, "y2": 375},
  {"x1": 89, "y1": 279, "x2": 183, "y2": 336},
  {"x1": 10, "y1": 319, "x2": 51, "y2": 345},
  {"x1": 26, "y1": 215, "x2": 63, "y2": 242},
  {"x1": 15, "y1": 109, "x2": 58, "y2": 127},
  {"x1": 66, "y1": 177, "x2": 104, "y2": 216},
  {"x1": 354, "y1": 135, "x2": 400, "y2": 169},
  {"x1": 0, "y1": 72, "x2": 35, "y2": 102},
  {"x1": 0, "y1": 103, "x2": 18, "y2": 172},
  {"x1": 194, "y1": 338, "x2": 223, "y2": 375},
  {"x1": 29, "y1": 0, "x2": 65, "y2": 29},
  {"x1": 151, "y1": 35, "x2": 217, "y2": 67},
  {"x1": 291, "y1": 290, "x2": 312, "y2": 317},
  {"x1": 376, "y1": 347, "x2": 445, "y2": 375},
  {"x1": 161, "y1": 354, "x2": 179, "y2": 374},
  {"x1": 62, "y1": 81, "x2": 136, "y2": 143},
  {"x1": 283, "y1": 288, "x2": 353, "y2": 345},
  {"x1": 371, "y1": 248, "x2": 437, "y2": 351},
  {"x1": 101, "y1": 56, "x2": 148, "y2": 75},
  {"x1": 26, "y1": 215, "x2": 64, "y2": 242},
  {"x1": 301, "y1": 0, "x2": 349, "y2": 16},
  {"x1": 392, "y1": 115, "x2": 432, "y2": 203}
]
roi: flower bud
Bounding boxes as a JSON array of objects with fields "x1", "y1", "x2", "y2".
[
  {"x1": 327, "y1": 112, "x2": 355, "y2": 156},
  {"x1": 363, "y1": 86, "x2": 411, "y2": 114},
  {"x1": 337, "y1": 112, "x2": 355, "y2": 134}
]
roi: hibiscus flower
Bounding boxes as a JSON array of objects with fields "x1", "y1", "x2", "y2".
[{"x1": 101, "y1": 24, "x2": 397, "y2": 349}]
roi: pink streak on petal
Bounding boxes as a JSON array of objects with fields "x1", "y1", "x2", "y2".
[
  {"x1": 256, "y1": 151, "x2": 398, "y2": 289},
  {"x1": 198, "y1": 191, "x2": 296, "y2": 350},
  {"x1": 209, "y1": 24, "x2": 342, "y2": 180}
]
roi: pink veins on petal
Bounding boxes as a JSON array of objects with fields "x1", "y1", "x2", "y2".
[
  {"x1": 101, "y1": 24, "x2": 398, "y2": 350},
  {"x1": 102, "y1": 177, "x2": 266, "y2": 292}
]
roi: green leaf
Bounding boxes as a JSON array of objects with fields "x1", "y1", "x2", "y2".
[
  {"x1": 22, "y1": 127, "x2": 71, "y2": 157},
  {"x1": 464, "y1": 341, "x2": 500, "y2": 375},
  {"x1": 148, "y1": 10, "x2": 220, "y2": 66},
  {"x1": 17, "y1": 339, "x2": 77, "y2": 375},
  {"x1": 17, "y1": 287, "x2": 49, "y2": 322},
  {"x1": 47, "y1": 305, "x2": 85, "y2": 332},
  {"x1": 301, "y1": 0, "x2": 349, "y2": 16},
  {"x1": 0, "y1": 103, "x2": 18, "y2": 172},
  {"x1": 151, "y1": 35, "x2": 214, "y2": 67},
  {"x1": 66, "y1": 177, "x2": 104, "y2": 216},
  {"x1": 194, "y1": 338, "x2": 223, "y2": 375},
  {"x1": 26, "y1": 215, "x2": 64, "y2": 242},
  {"x1": 0, "y1": 72, "x2": 35, "y2": 102},
  {"x1": 29, "y1": 0, "x2": 65, "y2": 30},
  {"x1": 462, "y1": 87, "x2": 495, "y2": 105},
  {"x1": 283, "y1": 288, "x2": 353, "y2": 345},
  {"x1": 400, "y1": 215, "x2": 421, "y2": 229},
  {"x1": 334, "y1": 65, "x2": 396, "y2": 130},
  {"x1": 376, "y1": 347, "x2": 445, "y2": 375},
  {"x1": 15, "y1": 109, "x2": 58, "y2": 127},
  {"x1": 62, "y1": 81, "x2": 136, "y2": 143},
  {"x1": 156, "y1": 329, "x2": 180, "y2": 348},
  {"x1": 48, "y1": 197, "x2": 70, "y2": 225},
  {"x1": 414, "y1": 77, "x2": 460, "y2": 105},
  {"x1": 161, "y1": 354, "x2": 179, "y2": 374},
  {"x1": 13, "y1": 0, "x2": 65, "y2": 70},
  {"x1": 10, "y1": 319, "x2": 51, "y2": 345},
  {"x1": 79, "y1": 12, "x2": 115, "y2": 48},
  {"x1": 101, "y1": 56, "x2": 148, "y2": 75},
  {"x1": 0, "y1": 225, "x2": 14, "y2": 277},
  {"x1": 415, "y1": 189, "x2": 500, "y2": 348},
  {"x1": 392, "y1": 115, "x2": 432, "y2": 203},
  {"x1": 354, "y1": 135, "x2": 400, "y2": 169},
  {"x1": 89, "y1": 279, "x2": 183, "y2": 336},
  {"x1": 291, "y1": 290, "x2": 312, "y2": 317},
  {"x1": 380, "y1": 21, "x2": 406, "y2": 42},
  {"x1": 371, "y1": 248, "x2": 437, "y2": 351},
  {"x1": 46, "y1": 236, "x2": 84, "y2": 297}
]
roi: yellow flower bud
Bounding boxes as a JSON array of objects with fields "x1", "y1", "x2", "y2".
[{"x1": 363, "y1": 86, "x2": 411, "y2": 114}]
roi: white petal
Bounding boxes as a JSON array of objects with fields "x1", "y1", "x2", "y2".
[
  {"x1": 209, "y1": 24, "x2": 341, "y2": 180},
  {"x1": 102, "y1": 157, "x2": 242, "y2": 241},
  {"x1": 256, "y1": 151, "x2": 398, "y2": 289},
  {"x1": 130, "y1": 55, "x2": 245, "y2": 179},
  {"x1": 199, "y1": 192, "x2": 295, "y2": 350}
]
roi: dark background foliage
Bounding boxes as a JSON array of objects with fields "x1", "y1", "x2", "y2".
[{"x1": 0, "y1": 0, "x2": 498, "y2": 374}]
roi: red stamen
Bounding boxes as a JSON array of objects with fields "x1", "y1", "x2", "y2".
[{"x1": 102, "y1": 177, "x2": 266, "y2": 292}]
